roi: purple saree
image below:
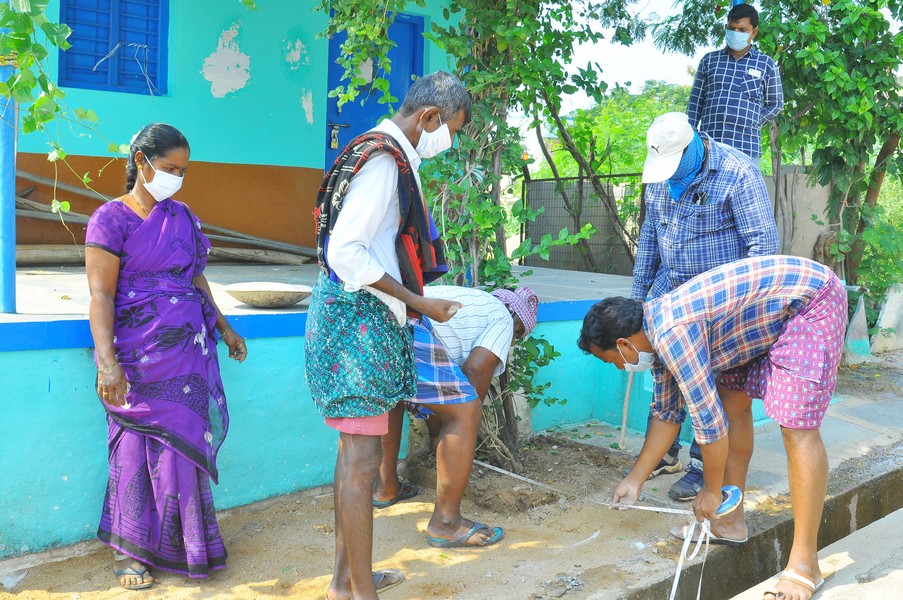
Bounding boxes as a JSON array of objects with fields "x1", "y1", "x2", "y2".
[{"x1": 85, "y1": 198, "x2": 229, "y2": 578}]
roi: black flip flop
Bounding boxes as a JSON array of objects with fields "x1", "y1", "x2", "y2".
[{"x1": 372, "y1": 481, "x2": 419, "y2": 509}]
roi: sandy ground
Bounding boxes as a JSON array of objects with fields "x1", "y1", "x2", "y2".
[{"x1": 3, "y1": 353, "x2": 903, "y2": 600}]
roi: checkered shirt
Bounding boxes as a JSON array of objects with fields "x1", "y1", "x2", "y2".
[
  {"x1": 686, "y1": 46, "x2": 784, "y2": 160},
  {"x1": 631, "y1": 133, "x2": 779, "y2": 301},
  {"x1": 644, "y1": 256, "x2": 837, "y2": 444}
]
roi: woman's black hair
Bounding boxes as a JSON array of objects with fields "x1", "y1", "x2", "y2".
[
  {"x1": 577, "y1": 297, "x2": 645, "y2": 353},
  {"x1": 125, "y1": 123, "x2": 190, "y2": 192}
]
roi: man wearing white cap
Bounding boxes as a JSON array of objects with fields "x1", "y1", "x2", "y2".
[
  {"x1": 632, "y1": 112, "x2": 777, "y2": 526},
  {"x1": 374, "y1": 285, "x2": 538, "y2": 548}
]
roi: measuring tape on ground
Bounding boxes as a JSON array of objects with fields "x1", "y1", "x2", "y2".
[{"x1": 613, "y1": 485, "x2": 743, "y2": 600}]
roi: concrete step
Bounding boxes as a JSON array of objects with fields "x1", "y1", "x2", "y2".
[{"x1": 731, "y1": 506, "x2": 903, "y2": 599}]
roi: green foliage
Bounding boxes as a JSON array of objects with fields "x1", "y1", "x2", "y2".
[
  {"x1": 0, "y1": 0, "x2": 74, "y2": 133},
  {"x1": 535, "y1": 80, "x2": 691, "y2": 178},
  {"x1": 508, "y1": 336, "x2": 565, "y2": 408},
  {"x1": 315, "y1": 0, "x2": 425, "y2": 110},
  {"x1": 857, "y1": 177, "x2": 903, "y2": 305}
]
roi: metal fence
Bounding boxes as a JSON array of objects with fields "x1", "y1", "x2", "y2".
[{"x1": 521, "y1": 174, "x2": 643, "y2": 276}]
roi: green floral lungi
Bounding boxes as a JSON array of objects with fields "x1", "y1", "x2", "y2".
[{"x1": 305, "y1": 274, "x2": 416, "y2": 418}]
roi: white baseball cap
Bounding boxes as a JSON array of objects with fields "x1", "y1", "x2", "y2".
[{"x1": 642, "y1": 112, "x2": 695, "y2": 183}]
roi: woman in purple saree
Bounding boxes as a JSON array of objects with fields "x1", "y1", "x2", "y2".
[{"x1": 85, "y1": 124, "x2": 247, "y2": 590}]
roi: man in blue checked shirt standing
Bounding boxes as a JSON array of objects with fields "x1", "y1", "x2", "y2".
[
  {"x1": 687, "y1": 3, "x2": 783, "y2": 162},
  {"x1": 633, "y1": 111, "x2": 778, "y2": 506}
]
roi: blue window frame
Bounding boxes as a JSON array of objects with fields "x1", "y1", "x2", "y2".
[{"x1": 58, "y1": 0, "x2": 169, "y2": 95}]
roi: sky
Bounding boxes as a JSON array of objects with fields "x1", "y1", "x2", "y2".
[
  {"x1": 515, "y1": 0, "x2": 720, "y2": 161},
  {"x1": 562, "y1": 0, "x2": 718, "y2": 112}
]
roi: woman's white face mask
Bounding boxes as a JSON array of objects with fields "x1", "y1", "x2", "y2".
[
  {"x1": 140, "y1": 149, "x2": 184, "y2": 202},
  {"x1": 415, "y1": 114, "x2": 452, "y2": 159}
]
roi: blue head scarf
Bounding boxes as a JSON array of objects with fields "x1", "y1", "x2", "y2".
[{"x1": 666, "y1": 133, "x2": 704, "y2": 201}]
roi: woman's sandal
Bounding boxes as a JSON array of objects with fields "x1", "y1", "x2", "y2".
[{"x1": 113, "y1": 551, "x2": 154, "y2": 591}]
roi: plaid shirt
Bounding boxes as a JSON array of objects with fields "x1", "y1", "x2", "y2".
[
  {"x1": 644, "y1": 256, "x2": 838, "y2": 444},
  {"x1": 687, "y1": 46, "x2": 784, "y2": 160},
  {"x1": 632, "y1": 133, "x2": 779, "y2": 301}
]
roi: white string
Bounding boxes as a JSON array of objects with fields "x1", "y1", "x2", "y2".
[
  {"x1": 611, "y1": 503, "x2": 711, "y2": 600},
  {"x1": 669, "y1": 518, "x2": 711, "y2": 600}
]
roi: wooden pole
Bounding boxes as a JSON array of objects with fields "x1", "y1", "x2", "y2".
[{"x1": 619, "y1": 372, "x2": 634, "y2": 449}]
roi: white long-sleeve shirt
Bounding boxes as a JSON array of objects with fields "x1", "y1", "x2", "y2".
[{"x1": 325, "y1": 119, "x2": 422, "y2": 326}]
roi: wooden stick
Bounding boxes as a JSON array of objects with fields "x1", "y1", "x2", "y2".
[{"x1": 619, "y1": 372, "x2": 635, "y2": 449}]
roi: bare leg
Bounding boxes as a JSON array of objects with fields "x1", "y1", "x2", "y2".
[
  {"x1": 711, "y1": 385, "x2": 753, "y2": 541},
  {"x1": 326, "y1": 432, "x2": 383, "y2": 600},
  {"x1": 424, "y1": 399, "x2": 495, "y2": 544},
  {"x1": 373, "y1": 405, "x2": 405, "y2": 503},
  {"x1": 767, "y1": 428, "x2": 826, "y2": 600},
  {"x1": 425, "y1": 413, "x2": 442, "y2": 454}
]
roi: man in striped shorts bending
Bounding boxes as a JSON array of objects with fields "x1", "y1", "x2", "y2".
[{"x1": 375, "y1": 285, "x2": 538, "y2": 548}]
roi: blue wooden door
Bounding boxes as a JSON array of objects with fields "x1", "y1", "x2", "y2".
[{"x1": 324, "y1": 14, "x2": 424, "y2": 168}]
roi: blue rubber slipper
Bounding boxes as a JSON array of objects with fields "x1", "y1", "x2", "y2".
[
  {"x1": 114, "y1": 563, "x2": 154, "y2": 590},
  {"x1": 426, "y1": 521, "x2": 504, "y2": 548},
  {"x1": 372, "y1": 481, "x2": 419, "y2": 509}
]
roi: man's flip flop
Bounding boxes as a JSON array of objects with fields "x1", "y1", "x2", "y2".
[
  {"x1": 374, "y1": 569, "x2": 405, "y2": 593},
  {"x1": 670, "y1": 523, "x2": 748, "y2": 547},
  {"x1": 426, "y1": 521, "x2": 504, "y2": 548},
  {"x1": 114, "y1": 563, "x2": 154, "y2": 591},
  {"x1": 372, "y1": 481, "x2": 419, "y2": 509},
  {"x1": 763, "y1": 569, "x2": 825, "y2": 599}
]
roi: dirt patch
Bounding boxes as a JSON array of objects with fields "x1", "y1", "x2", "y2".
[{"x1": 402, "y1": 436, "x2": 629, "y2": 516}]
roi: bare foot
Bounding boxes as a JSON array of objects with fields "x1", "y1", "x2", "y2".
[
  {"x1": 326, "y1": 570, "x2": 404, "y2": 600},
  {"x1": 710, "y1": 518, "x2": 749, "y2": 542}
]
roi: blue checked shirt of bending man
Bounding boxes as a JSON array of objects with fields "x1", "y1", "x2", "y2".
[
  {"x1": 686, "y1": 3, "x2": 783, "y2": 161},
  {"x1": 632, "y1": 112, "x2": 778, "y2": 302}
]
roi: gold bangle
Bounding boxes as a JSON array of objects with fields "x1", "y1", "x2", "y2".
[{"x1": 98, "y1": 363, "x2": 119, "y2": 375}]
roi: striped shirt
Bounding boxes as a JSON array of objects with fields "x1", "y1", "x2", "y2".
[
  {"x1": 644, "y1": 256, "x2": 838, "y2": 444},
  {"x1": 632, "y1": 132, "x2": 779, "y2": 301},
  {"x1": 423, "y1": 286, "x2": 514, "y2": 376},
  {"x1": 687, "y1": 46, "x2": 784, "y2": 160}
]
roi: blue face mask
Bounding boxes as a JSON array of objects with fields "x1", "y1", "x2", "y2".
[
  {"x1": 725, "y1": 29, "x2": 752, "y2": 51},
  {"x1": 666, "y1": 133, "x2": 704, "y2": 201}
]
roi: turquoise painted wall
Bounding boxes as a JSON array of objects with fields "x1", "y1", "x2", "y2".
[
  {"x1": 20, "y1": 1, "x2": 453, "y2": 168},
  {"x1": 0, "y1": 347, "x2": 106, "y2": 556},
  {"x1": 0, "y1": 340, "x2": 338, "y2": 558}
]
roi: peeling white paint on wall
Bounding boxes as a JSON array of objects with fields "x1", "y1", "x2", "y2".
[
  {"x1": 284, "y1": 39, "x2": 309, "y2": 70},
  {"x1": 300, "y1": 89, "x2": 314, "y2": 124},
  {"x1": 201, "y1": 21, "x2": 251, "y2": 98}
]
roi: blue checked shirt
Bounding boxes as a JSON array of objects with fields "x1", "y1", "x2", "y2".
[
  {"x1": 687, "y1": 46, "x2": 784, "y2": 160},
  {"x1": 631, "y1": 133, "x2": 779, "y2": 301},
  {"x1": 644, "y1": 256, "x2": 838, "y2": 444}
]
